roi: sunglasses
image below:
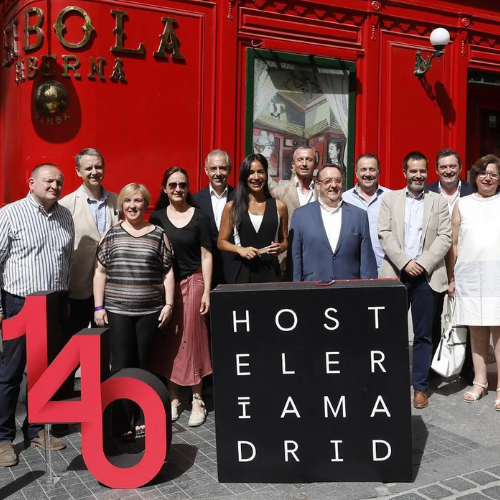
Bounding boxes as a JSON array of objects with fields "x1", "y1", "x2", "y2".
[{"x1": 168, "y1": 182, "x2": 188, "y2": 190}]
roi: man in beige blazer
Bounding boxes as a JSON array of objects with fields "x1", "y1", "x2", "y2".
[
  {"x1": 273, "y1": 147, "x2": 317, "y2": 274},
  {"x1": 378, "y1": 151, "x2": 451, "y2": 410},
  {"x1": 57, "y1": 148, "x2": 119, "y2": 431}
]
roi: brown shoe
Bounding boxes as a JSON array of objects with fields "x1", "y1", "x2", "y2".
[
  {"x1": 414, "y1": 390, "x2": 428, "y2": 409},
  {"x1": 0, "y1": 440, "x2": 18, "y2": 467},
  {"x1": 27, "y1": 430, "x2": 66, "y2": 451}
]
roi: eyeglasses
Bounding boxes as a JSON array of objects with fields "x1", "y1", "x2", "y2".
[
  {"x1": 208, "y1": 166, "x2": 229, "y2": 173},
  {"x1": 317, "y1": 178, "x2": 343, "y2": 187},
  {"x1": 438, "y1": 164, "x2": 459, "y2": 171},
  {"x1": 478, "y1": 172, "x2": 500, "y2": 180},
  {"x1": 168, "y1": 182, "x2": 188, "y2": 190}
]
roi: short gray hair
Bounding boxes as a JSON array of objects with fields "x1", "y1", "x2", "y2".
[
  {"x1": 205, "y1": 149, "x2": 231, "y2": 168},
  {"x1": 75, "y1": 148, "x2": 105, "y2": 170}
]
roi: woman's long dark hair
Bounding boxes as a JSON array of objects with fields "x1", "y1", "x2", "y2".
[
  {"x1": 231, "y1": 154, "x2": 271, "y2": 230},
  {"x1": 155, "y1": 166, "x2": 194, "y2": 210}
]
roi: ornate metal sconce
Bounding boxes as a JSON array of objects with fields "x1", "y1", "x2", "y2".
[{"x1": 414, "y1": 28, "x2": 450, "y2": 78}]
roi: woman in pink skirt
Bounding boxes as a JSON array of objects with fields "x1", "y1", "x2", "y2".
[{"x1": 150, "y1": 167, "x2": 213, "y2": 427}]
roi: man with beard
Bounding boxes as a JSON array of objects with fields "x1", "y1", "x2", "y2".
[
  {"x1": 287, "y1": 164, "x2": 377, "y2": 282},
  {"x1": 378, "y1": 152, "x2": 451, "y2": 409},
  {"x1": 427, "y1": 149, "x2": 474, "y2": 383},
  {"x1": 343, "y1": 154, "x2": 391, "y2": 271}
]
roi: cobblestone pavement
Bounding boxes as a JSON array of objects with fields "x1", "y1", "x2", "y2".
[{"x1": 1, "y1": 376, "x2": 500, "y2": 500}]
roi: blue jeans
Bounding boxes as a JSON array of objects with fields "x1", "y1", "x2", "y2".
[{"x1": 0, "y1": 291, "x2": 68, "y2": 442}]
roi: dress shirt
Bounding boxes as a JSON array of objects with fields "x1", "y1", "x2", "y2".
[
  {"x1": 0, "y1": 193, "x2": 74, "y2": 315},
  {"x1": 210, "y1": 185, "x2": 228, "y2": 230},
  {"x1": 404, "y1": 189, "x2": 424, "y2": 260},
  {"x1": 319, "y1": 199, "x2": 343, "y2": 253},
  {"x1": 296, "y1": 179, "x2": 316, "y2": 206},
  {"x1": 342, "y1": 184, "x2": 391, "y2": 269},
  {"x1": 438, "y1": 180, "x2": 461, "y2": 215},
  {"x1": 83, "y1": 186, "x2": 109, "y2": 236}
]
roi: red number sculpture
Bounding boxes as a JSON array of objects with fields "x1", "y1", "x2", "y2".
[{"x1": 2, "y1": 293, "x2": 170, "y2": 489}]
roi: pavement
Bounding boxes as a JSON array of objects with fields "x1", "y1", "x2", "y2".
[
  {"x1": 1, "y1": 364, "x2": 500, "y2": 500},
  {"x1": 1, "y1": 373, "x2": 500, "y2": 500}
]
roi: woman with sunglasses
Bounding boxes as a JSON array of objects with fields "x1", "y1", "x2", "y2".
[
  {"x1": 150, "y1": 167, "x2": 212, "y2": 427},
  {"x1": 218, "y1": 154, "x2": 288, "y2": 283},
  {"x1": 447, "y1": 155, "x2": 500, "y2": 407}
]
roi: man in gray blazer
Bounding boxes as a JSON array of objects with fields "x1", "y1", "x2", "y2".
[
  {"x1": 378, "y1": 151, "x2": 451, "y2": 410},
  {"x1": 273, "y1": 147, "x2": 317, "y2": 273},
  {"x1": 58, "y1": 148, "x2": 119, "y2": 432}
]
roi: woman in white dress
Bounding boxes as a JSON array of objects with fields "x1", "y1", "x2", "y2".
[{"x1": 448, "y1": 155, "x2": 500, "y2": 407}]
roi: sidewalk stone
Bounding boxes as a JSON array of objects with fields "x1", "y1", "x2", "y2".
[
  {"x1": 391, "y1": 494, "x2": 427, "y2": 499},
  {"x1": 417, "y1": 484, "x2": 454, "y2": 498},
  {"x1": 482, "y1": 486, "x2": 500, "y2": 500},
  {"x1": 442, "y1": 478, "x2": 477, "y2": 492},
  {"x1": 464, "y1": 472, "x2": 499, "y2": 486},
  {"x1": 456, "y1": 494, "x2": 491, "y2": 499},
  {"x1": 486, "y1": 467, "x2": 500, "y2": 478}
]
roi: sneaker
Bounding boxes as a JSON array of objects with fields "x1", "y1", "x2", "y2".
[
  {"x1": 27, "y1": 430, "x2": 66, "y2": 451},
  {"x1": 0, "y1": 441, "x2": 18, "y2": 467},
  {"x1": 188, "y1": 397, "x2": 207, "y2": 427},
  {"x1": 171, "y1": 402, "x2": 182, "y2": 422}
]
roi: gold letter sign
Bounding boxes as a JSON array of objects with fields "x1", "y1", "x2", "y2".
[
  {"x1": 24, "y1": 7, "x2": 43, "y2": 52},
  {"x1": 53, "y1": 6, "x2": 95, "y2": 49},
  {"x1": 111, "y1": 10, "x2": 145, "y2": 55},
  {"x1": 154, "y1": 17, "x2": 185, "y2": 60}
]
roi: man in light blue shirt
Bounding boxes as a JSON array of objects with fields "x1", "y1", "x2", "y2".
[{"x1": 343, "y1": 154, "x2": 390, "y2": 270}]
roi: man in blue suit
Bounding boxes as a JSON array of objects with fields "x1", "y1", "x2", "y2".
[{"x1": 287, "y1": 163, "x2": 377, "y2": 282}]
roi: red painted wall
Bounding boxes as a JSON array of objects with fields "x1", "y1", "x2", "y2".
[{"x1": 2, "y1": 0, "x2": 500, "y2": 204}]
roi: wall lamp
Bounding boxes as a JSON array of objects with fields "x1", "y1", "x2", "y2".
[{"x1": 414, "y1": 28, "x2": 450, "y2": 78}]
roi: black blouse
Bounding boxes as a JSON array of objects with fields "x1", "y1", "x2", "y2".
[{"x1": 150, "y1": 208, "x2": 211, "y2": 281}]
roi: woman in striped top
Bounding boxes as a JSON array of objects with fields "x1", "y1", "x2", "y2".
[{"x1": 94, "y1": 183, "x2": 174, "y2": 438}]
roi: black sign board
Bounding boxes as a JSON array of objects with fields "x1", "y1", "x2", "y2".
[{"x1": 211, "y1": 280, "x2": 413, "y2": 483}]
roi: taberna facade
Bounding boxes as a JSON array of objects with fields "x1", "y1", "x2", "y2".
[{"x1": 1, "y1": 0, "x2": 499, "y2": 204}]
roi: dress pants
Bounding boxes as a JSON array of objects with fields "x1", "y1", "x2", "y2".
[
  {"x1": 0, "y1": 291, "x2": 68, "y2": 442},
  {"x1": 401, "y1": 272, "x2": 437, "y2": 392}
]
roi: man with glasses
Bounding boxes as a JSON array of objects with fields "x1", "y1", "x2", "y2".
[
  {"x1": 378, "y1": 152, "x2": 451, "y2": 409},
  {"x1": 343, "y1": 153, "x2": 391, "y2": 271},
  {"x1": 192, "y1": 150, "x2": 236, "y2": 287},
  {"x1": 427, "y1": 149, "x2": 474, "y2": 384},
  {"x1": 287, "y1": 163, "x2": 377, "y2": 282}
]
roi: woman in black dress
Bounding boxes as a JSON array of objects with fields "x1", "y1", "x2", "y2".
[{"x1": 218, "y1": 154, "x2": 288, "y2": 283}]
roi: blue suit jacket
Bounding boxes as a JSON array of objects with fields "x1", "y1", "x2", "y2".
[
  {"x1": 287, "y1": 201, "x2": 377, "y2": 281},
  {"x1": 426, "y1": 179, "x2": 473, "y2": 197}
]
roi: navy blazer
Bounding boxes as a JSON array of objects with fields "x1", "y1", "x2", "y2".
[
  {"x1": 192, "y1": 185, "x2": 236, "y2": 287},
  {"x1": 426, "y1": 179, "x2": 474, "y2": 197},
  {"x1": 287, "y1": 200, "x2": 377, "y2": 282}
]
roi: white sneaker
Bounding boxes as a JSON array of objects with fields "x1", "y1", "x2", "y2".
[
  {"x1": 171, "y1": 402, "x2": 182, "y2": 422},
  {"x1": 188, "y1": 397, "x2": 207, "y2": 427}
]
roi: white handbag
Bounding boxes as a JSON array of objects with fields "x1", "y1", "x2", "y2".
[{"x1": 431, "y1": 296, "x2": 468, "y2": 377}]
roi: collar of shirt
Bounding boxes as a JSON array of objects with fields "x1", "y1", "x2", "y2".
[
  {"x1": 405, "y1": 188, "x2": 424, "y2": 201},
  {"x1": 295, "y1": 179, "x2": 315, "y2": 190},
  {"x1": 27, "y1": 192, "x2": 57, "y2": 216},
  {"x1": 437, "y1": 180, "x2": 461, "y2": 197},
  {"x1": 318, "y1": 198, "x2": 343, "y2": 214},
  {"x1": 83, "y1": 186, "x2": 108, "y2": 205},
  {"x1": 353, "y1": 183, "x2": 384, "y2": 198},
  {"x1": 209, "y1": 185, "x2": 228, "y2": 199}
]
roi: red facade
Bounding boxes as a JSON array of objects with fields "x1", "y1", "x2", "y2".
[{"x1": 1, "y1": 0, "x2": 500, "y2": 204}]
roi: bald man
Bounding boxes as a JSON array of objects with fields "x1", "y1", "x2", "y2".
[{"x1": 0, "y1": 164, "x2": 74, "y2": 466}]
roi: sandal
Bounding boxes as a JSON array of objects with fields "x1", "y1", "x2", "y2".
[
  {"x1": 495, "y1": 389, "x2": 500, "y2": 411},
  {"x1": 463, "y1": 381, "x2": 488, "y2": 403},
  {"x1": 188, "y1": 396, "x2": 207, "y2": 427}
]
